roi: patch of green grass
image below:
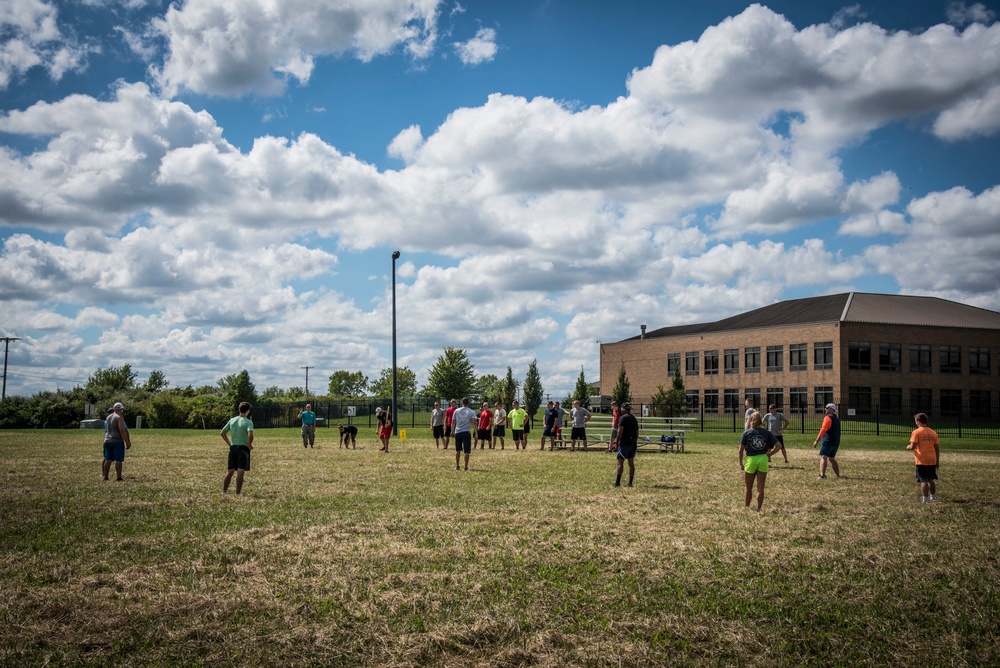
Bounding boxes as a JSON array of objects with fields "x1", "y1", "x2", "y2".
[{"x1": 0, "y1": 428, "x2": 997, "y2": 666}]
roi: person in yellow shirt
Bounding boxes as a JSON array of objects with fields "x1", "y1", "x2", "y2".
[{"x1": 906, "y1": 412, "x2": 940, "y2": 503}]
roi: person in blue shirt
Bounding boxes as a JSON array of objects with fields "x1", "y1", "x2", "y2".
[{"x1": 298, "y1": 403, "x2": 317, "y2": 448}]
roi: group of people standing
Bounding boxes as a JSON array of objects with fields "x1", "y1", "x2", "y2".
[{"x1": 430, "y1": 399, "x2": 532, "y2": 452}]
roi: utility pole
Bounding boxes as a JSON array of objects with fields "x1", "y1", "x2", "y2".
[
  {"x1": 301, "y1": 366, "x2": 314, "y2": 395},
  {"x1": 1, "y1": 337, "x2": 21, "y2": 401},
  {"x1": 391, "y1": 250, "x2": 400, "y2": 435}
]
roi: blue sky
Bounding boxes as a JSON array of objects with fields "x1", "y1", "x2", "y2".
[{"x1": 2, "y1": 0, "x2": 999, "y2": 399}]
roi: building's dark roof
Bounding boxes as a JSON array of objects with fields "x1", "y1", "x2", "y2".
[{"x1": 622, "y1": 293, "x2": 1000, "y2": 342}]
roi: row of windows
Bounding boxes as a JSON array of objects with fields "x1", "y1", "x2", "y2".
[
  {"x1": 668, "y1": 343, "x2": 995, "y2": 376},
  {"x1": 848, "y1": 342, "x2": 992, "y2": 375},
  {"x1": 683, "y1": 387, "x2": 993, "y2": 417}
]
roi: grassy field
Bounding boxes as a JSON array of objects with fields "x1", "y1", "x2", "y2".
[{"x1": 1, "y1": 427, "x2": 997, "y2": 667}]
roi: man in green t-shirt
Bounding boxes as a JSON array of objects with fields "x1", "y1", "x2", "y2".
[
  {"x1": 507, "y1": 400, "x2": 529, "y2": 450},
  {"x1": 221, "y1": 402, "x2": 254, "y2": 495}
]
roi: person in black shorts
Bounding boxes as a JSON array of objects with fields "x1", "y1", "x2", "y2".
[
  {"x1": 613, "y1": 402, "x2": 639, "y2": 487},
  {"x1": 338, "y1": 423, "x2": 358, "y2": 449}
]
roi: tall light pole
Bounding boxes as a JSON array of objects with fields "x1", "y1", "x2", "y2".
[
  {"x1": 2, "y1": 337, "x2": 20, "y2": 401},
  {"x1": 301, "y1": 365, "x2": 313, "y2": 395},
  {"x1": 391, "y1": 251, "x2": 400, "y2": 435}
]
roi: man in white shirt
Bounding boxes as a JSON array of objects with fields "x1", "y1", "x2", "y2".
[{"x1": 451, "y1": 397, "x2": 477, "y2": 471}]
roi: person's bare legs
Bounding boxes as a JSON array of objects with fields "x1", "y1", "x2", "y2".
[
  {"x1": 744, "y1": 472, "x2": 755, "y2": 508},
  {"x1": 223, "y1": 468, "x2": 235, "y2": 493},
  {"x1": 234, "y1": 469, "x2": 245, "y2": 494},
  {"x1": 755, "y1": 471, "x2": 767, "y2": 510},
  {"x1": 829, "y1": 457, "x2": 840, "y2": 477},
  {"x1": 102, "y1": 459, "x2": 112, "y2": 480}
]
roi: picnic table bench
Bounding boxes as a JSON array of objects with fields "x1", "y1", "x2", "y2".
[{"x1": 547, "y1": 415, "x2": 695, "y2": 452}]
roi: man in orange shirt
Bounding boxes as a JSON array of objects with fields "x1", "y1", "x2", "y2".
[{"x1": 906, "y1": 412, "x2": 940, "y2": 503}]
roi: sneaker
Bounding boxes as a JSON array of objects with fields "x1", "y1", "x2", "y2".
[
  {"x1": 929, "y1": 494, "x2": 936, "y2": 501},
  {"x1": 921, "y1": 497, "x2": 928, "y2": 503},
  {"x1": 818, "y1": 475, "x2": 827, "y2": 479},
  {"x1": 626, "y1": 483, "x2": 633, "y2": 488},
  {"x1": 612, "y1": 482, "x2": 621, "y2": 487}
]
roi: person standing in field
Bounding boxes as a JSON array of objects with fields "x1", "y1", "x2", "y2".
[
  {"x1": 907, "y1": 412, "x2": 940, "y2": 503},
  {"x1": 744, "y1": 398, "x2": 756, "y2": 430},
  {"x1": 492, "y1": 401, "x2": 507, "y2": 450},
  {"x1": 540, "y1": 401, "x2": 557, "y2": 450},
  {"x1": 763, "y1": 404, "x2": 789, "y2": 463},
  {"x1": 444, "y1": 399, "x2": 457, "y2": 449},
  {"x1": 102, "y1": 402, "x2": 131, "y2": 481},
  {"x1": 613, "y1": 402, "x2": 639, "y2": 487},
  {"x1": 298, "y1": 403, "x2": 317, "y2": 448},
  {"x1": 338, "y1": 423, "x2": 358, "y2": 449},
  {"x1": 739, "y1": 411, "x2": 780, "y2": 511},
  {"x1": 608, "y1": 401, "x2": 620, "y2": 452},
  {"x1": 377, "y1": 407, "x2": 393, "y2": 452},
  {"x1": 569, "y1": 400, "x2": 591, "y2": 451},
  {"x1": 554, "y1": 401, "x2": 568, "y2": 442},
  {"x1": 812, "y1": 403, "x2": 841, "y2": 479},
  {"x1": 221, "y1": 401, "x2": 254, "y2": 495},
  {"x1": 430, "y1": 401, "x2": 446, "y2": 448},
  {"x1": 475, "y1": 402, "x2": 493, "y2": 449},
  {"x1": 508, "y1": 400, "x2": 528, "y2": 450},
  {"x1": 452, "y1": 397, "x2": 477, "y2": 470}
]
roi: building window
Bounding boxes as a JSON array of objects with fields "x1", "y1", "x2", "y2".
[
  {"x1": 849, "y1": 386, "x2": 872, "y2": 415},
  {"x1": 848, "y1": 342, "x2": 871, "y2": 370},
  {"x1": 940, "y1": 346, "x2": 961, "y2": 374},
  {"x1": 969, "y1": 347, "x2": 991, "y2": 375},
  {"x1": 724, "y1": 389, "x2": 741, "y2": 413},
  {"x1": 744, "y1": 347, "x2": 760, "y2": 374},
  {"x1": 704, "y1": 350, "x2": 719, "y2": 376},
  {"x1": 766, "y1": 387, "x2": 783, "y2": 409},
  {"x1": 685, "y1": 390, "x2": 699, "y2": 412},
  {"x1": 790, "y1": 387, "x2": 807, "y2": 414},
  {"x1": 814, "y1": 341, "x2": 833, "y2": 370},
  {"x1": 910, "y1": 388, "x2": 932, "y2": 414},
  {"x1": 704, "y1": 389, "x2": 719, "y2": 413},
  {"x1": 814, "y1": 386, "x2": 833, "y2": 414},
  {"x1": 941, "y1": 389, "x2": 962, "y2": 417},
  {"x1": 744, "y1": 388, "x2": 761, "y2": 410},
  {"x1": 766, "y1": 345, "x2": 783, "y2": 372},
  {"x1": 685, "y1": 351, "x2": 699, "y2": 376},
  {"x1": 667, "y1": 353, "x2": 680, "y2": 376},
  {"x1": 879, "y1": 387, "x2": 903, "y2": 416},
  {"x1": 724, "y1": 349, "x2": 739, "y2": 374},
  {"x1": 970, "y1": 390, "x2": 992, "y2": 419},
  {"x1": 910, "y1": 344, "x2": 931, "y2": 373},
  {"x1": 879, "y1": 343, "x2": 902, "y2": 372},
  {"x1": 789, "y1": 343, "x2": 808, "y2": 371}
]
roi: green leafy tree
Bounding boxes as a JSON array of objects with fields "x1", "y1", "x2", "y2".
[
  {"x1": 522, "y1": 359, "x2": 544, "y2": 422},
  {"x1": 611, "y1": 362, "x2": 632, "y2": 406},
  {"x1": 664, "y1": 366, "x2": 688, "y2": 417},
  {"x1": 141, "y1": 369, "x2": 169, "y2": 393},
  {"x1": 572, "y1": 367, "x2": 590, "y2": 407},
  {"x1": 219, "y1": 370, "x2": 257, "y2": 411},
  {"x1": 425, "y1": 347, "x2": 476, "y2": 400},
  {"x1": 328, "y1": 370, "x2": 369, "y2": 397},
  {"x1": 369, "y1": 366, "x2": 417, "y2": 397},
  {"x1": 147, "y1": 393, "x2": 189, "y2": 428},
  {"x1": 474, "y1": 374, "x2": 501, "y2": 404},
  {"x1": 87, "y1": 364, "x2": 138, "y2": 396},
  {"x1": 260, "y1": 386, "x2": 286, "y2": 399},
  {"x1": 500, "y1": 366, "x2": 519, "y2": 409}
]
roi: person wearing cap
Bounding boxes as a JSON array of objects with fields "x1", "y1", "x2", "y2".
[
  {"x1": 221, "y1": 401, "x2": 254, "y2": 494},
  {"x1": 813, "y1": 403, "x2": 842, "y2": 479},
  {"x1": 298, "y1": 403, "x2": 317, "y2": 448},
  {"x1": 613, "y1": 402, "x2": 639, "y2": 487},
  {"x1": 102, "y1": 402, "x2": 132, "y2": 481},
  {"x1": 338, "y1": 423, "x2": 358, "y2": 449},
  {"x1": 508, "y1": 400, "x2": 528, "y2": 450},
  {"x1": 763, "y1": 404, "x2": 789, "y2": 464},
  {"x1": 377, "y1": 407, "x2": 393, "y2": 452}
]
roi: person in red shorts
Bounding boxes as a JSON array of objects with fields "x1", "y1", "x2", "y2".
[
  {"x1": 906, "y1": 412, "x2": 940, "y2": 502},
  {"x1": 377, "y1": 407, "x2": 393, "y2": 452}
]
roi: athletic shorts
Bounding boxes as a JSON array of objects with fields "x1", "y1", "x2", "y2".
[
  {"x1": 445, "y1": 424, "x2": 453, "y2": 437},
  {"x1": 228, "y1": 445, "x2": 251, "y2": 471},
  {"x1": 512, "y1": 429, "x2": 524, "y2": 441},
  {"x1": 477, "y1": 428, "x2": 491, "y2": 441},
  {"x1": 744, "y1": 454, "x2": 769, "y2": 474},
  {"x1": 454, "y1": 432, "x2": 472, "y2": 454},
  {"x1": 819, "y1": 442, "x2": 839, "y2": 458},
  {"x1": 542, "y1": 426, "x2": 555, "y2": 437},
  {"x1": 610, "y1": 428, "x2": 618, "y2": 442},
  {"x1": 493, "y1": 426, "x2": 505, "y2": 438},
  {"x1": 522, "y1": 422, "x2": 530, "y2": 434},
  {"x1": 379, "y1": 426, "x2": 392, "y2": 439},
  {"x1": 915, "y1": 465, "x2": 938, "y2": 482},
  {"x1": 103, "y1": 441, "x2": 125, "y2": 462},
  {"x1": 432, "y1": 425, "x2": 445, "y2": 439},
  {"x1": 571, "y1": 427, "x2": 586, "y2": 440},
  {"x1": 616, "y1": 443, "x2": 637, "y2": 460},
  {"x1": 775, "y1": 434, "x2": 784, "y2": 445}
]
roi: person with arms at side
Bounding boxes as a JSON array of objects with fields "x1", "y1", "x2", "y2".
[
  {"x1": 492, "y1": 401, "x2": 507, "y2": 450},
  {"x1": 443, "y1": 399, "x2": 457, "y2": 449},
  {"x1": 569, "y1": 400, "x2": 591, "y2": 451},
  {"x1": 613, "y1": 402, "x2": 639, "y2": 487},
  {"x1": 508, "y1": 400, "x2": 528, "y2": 450},
  {"x1": 298, "y1": 403, "x2": 317, "y2": 448},
  {"x1": 475, "y1": 402, "x2": 493, "y2": 450},
  {"x1": 739, "y1": 411, "x2": 781, "y2": 511},
  {"x1": 103, "y1": 402, "x2": 132, "y2": 481},
  {"x1": 744, "y1": 398, "x2": 756, "y2": 430},
  {"x1": 813, "y1": 403, "x2": 842, "y2": 479},
  {"x1": 608, "y1": 401, "x2": 620, "y2": 452},
  {"x1": 338, "y1": 423, "x2": 358, "y2": 449},
  {"x1": 430, "y1": 401, "x2": 446, "y2": 448},
  {"x1": 763, "y1": 404, "x2": 789, "y2": 463},
  {"x1": 554, "y1": 401, "x2": 568, "y2": 443},
  {"x1": 452, "y1": 397, "x2": 477, "y2": 471},
  {"x1": 221, "y1": 402, "x2": 254, "y2": 495},
  {"x1": 907, "y1": 413, "x2": 940, "y2": 503},
  {"x1": 540, "y1": 401, "x2": 556, "y2": 450}
]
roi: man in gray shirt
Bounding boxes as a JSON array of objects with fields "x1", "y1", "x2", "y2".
[{"x1": 763, "y1": 404, "x2": 789, "y2": 463}]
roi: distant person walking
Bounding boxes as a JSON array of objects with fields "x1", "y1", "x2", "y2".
[
  {"x1": 298, "y1": 403, "x2": 316, "y2": 448},
  {"x1": 452, "y1": 397, "x2": 477, "y2": 470},
  {"x1": 508, "y1": 400, "x2": 528, "y2": 450},
  {"x1": 763, "y1": 404, "x2": 789, "y2": 463},
  {"x1": 431, "y1": 401, "x2": 446, "y2": 448},
  {"x1": 338, "y1": 423, "x2": 358, "y2": 449},
  {"x1": 569, "y1": 400, "x2": 591, "y2": 451},
  {"x1": 907, "y1": 413, "x2": 940, "y2": 503},
  {"x1": 102, "y1": 402, "x2": 132, "y2": 481},
  {"x1": 813, "y1": 403, "x2": 842, "y2": 479},
  {"x1": 221, "y1": 402, "x2": 254, "y2": 495},
  {"x1": 613, "y1": 402, "x2": 639, "y2": 487},
  {"x1": 492, "y1": 401, "x2": 507, "y2": 449},
  {"x1": 739, "y1": 411, "x2": 780, "y2": 511}
]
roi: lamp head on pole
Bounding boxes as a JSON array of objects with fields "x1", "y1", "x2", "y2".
[{"x1": 392, "y1": 250, "x2": 400, "y2": 260}]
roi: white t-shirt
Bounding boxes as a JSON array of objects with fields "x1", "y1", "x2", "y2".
[{"x1": 452, "y1": 406, "x2": 477, "y2": 434}]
